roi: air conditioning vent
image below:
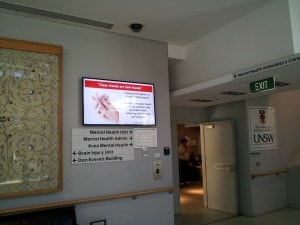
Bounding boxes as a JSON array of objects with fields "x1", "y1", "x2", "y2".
[{"x1": 0, "y1": 1, "x2": 113, "y2": 29}]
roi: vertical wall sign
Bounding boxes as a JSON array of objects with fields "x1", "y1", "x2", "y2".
[
  {"x1": 248, "y1": 106, "x2": 278, "y2": 151},
  {"x1": 0, "y1": 37, "x2": 63, "y2": 197}
]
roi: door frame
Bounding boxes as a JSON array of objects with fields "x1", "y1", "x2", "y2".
[{"x1": 171, "y1": 122, "x2": 181, "y2": 215}]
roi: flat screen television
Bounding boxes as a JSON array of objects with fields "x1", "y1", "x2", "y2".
[{"x1": 82, "y1": 77, "x2": 156, "y2": 126}]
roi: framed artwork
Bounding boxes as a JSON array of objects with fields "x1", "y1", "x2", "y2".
[{"x1": 0, "y1": 37, "x2": 63, "y2": 197}]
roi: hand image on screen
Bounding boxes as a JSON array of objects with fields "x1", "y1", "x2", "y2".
[{"x1": 92, "y1": 93, "x2": 119, "y2": 123}]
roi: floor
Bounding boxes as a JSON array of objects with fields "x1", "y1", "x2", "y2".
[
  {"x1": 175, "y1": 181, "x2": 234, "y2": 225},
  {"x1": 174, "y1": 181, "x2": 300, "y2": 225}
]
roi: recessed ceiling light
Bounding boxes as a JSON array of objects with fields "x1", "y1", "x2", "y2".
[
  {"x1": 221, "y1": 91, "x2": 246, "y2": 96},
  {"x1": 189, "y1": 99, "x2": 212, "y2": 102},
  {"x1": 275, "y1": 81, "x2": 290, "y2": 87}
]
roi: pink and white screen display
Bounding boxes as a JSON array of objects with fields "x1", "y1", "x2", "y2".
[{"x1": 82, "y1": 77, "x2": 156, "y2": 125}]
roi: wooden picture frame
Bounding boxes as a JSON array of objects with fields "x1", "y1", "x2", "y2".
[{"x1": 0, "y1": 37, "x2": 63, "y2": 197}]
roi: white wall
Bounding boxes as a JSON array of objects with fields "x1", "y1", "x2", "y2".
[
  {"x1": 170, "y1": 0, "x2": 294, "y2": 91},
  {"x1": 169, "y1": 0, "x2": 299, "y2": 215},
  {"x1": 170, "y1": 106, "x2": 209, "y2": 124},
  {"x1": 171, "y1": 89, "x2": 300, "y2": 216},
  {"x1": 0, "y1": 11, "x2": 174, "y2": 225},
  {"x1": 289, "y1": 0, "x2": 300, "y2": 53},
  {"x1": 207, "y1": 89, "x2": 300, "y2": 216},
  {"x1": 246, "y1": 89, "x2": 300, "y2": 215}
]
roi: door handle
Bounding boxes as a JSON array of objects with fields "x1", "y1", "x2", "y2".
[{"x1": 227, "y1": 164, "x2": 235, "y2": 172}]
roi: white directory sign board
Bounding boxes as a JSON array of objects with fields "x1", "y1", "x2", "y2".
[
  {"x1": 133, "y1": 128, "x2": 157, "y2": 148},
  {"x1": 248, "y1": 106, "x2": 278, "y2": 151},
  {"x1": 72, "y1": 129, "x2": 134, "y2": 164}
]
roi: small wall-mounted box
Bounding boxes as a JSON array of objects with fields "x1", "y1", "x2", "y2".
[{"x1": 164, "y1": 147, "x2": 170, "y2": 155}]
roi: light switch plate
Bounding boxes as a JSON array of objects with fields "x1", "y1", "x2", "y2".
[
  {"x1": 153, "y1": 160, "x2": 162, "y2": 180},
  {"x1": 143, "y1": 148, "x2": 149, "y2": 157}
]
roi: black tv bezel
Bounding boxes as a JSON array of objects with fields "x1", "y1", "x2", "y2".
[{"x1": 82, "y1": 77, "x2": 156, "y2": 126}]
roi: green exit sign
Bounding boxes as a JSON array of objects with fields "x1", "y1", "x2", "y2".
[{"x1": 250, "y1": 77, "x2": 275, "y2": 93}]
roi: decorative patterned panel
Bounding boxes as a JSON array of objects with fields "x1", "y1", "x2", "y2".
[{"x1": 0, "y1": 37, "x2": 62, "y2": 197}]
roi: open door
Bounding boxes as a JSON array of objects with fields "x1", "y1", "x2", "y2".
[{"x1": 200, "y1": 120, "x2": 239, "y2": 215}]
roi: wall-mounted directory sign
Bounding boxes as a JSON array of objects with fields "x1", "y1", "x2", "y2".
[
  {"x1": 72, "y1": 129, "x2": 134, "y2": 164},
  {"x1": 233, "y1": 53, "x2": 300, "y2": 80}
]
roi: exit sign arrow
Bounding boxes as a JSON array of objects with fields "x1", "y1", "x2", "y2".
[{"x1": 250, "y1": 77, "x2": 275, "y2": 93}]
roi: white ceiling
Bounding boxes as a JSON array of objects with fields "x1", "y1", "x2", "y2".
[
  {"x1": 2, "y1": 0, "x2": 299, "y2": 107},
  {"x1": 1, "y1": 0, "x2": 274, "y2": 46},
  {"x1": 169, "y1": 59, "x2": 300, "y2": 107}
]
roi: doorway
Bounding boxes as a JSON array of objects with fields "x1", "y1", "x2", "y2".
[
  {"x1": 177, "y1": 124, "x2": 202, "y2": 186},
  {"x1": 173, "y1": 122, "x2": 238, "y2": 225}
]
